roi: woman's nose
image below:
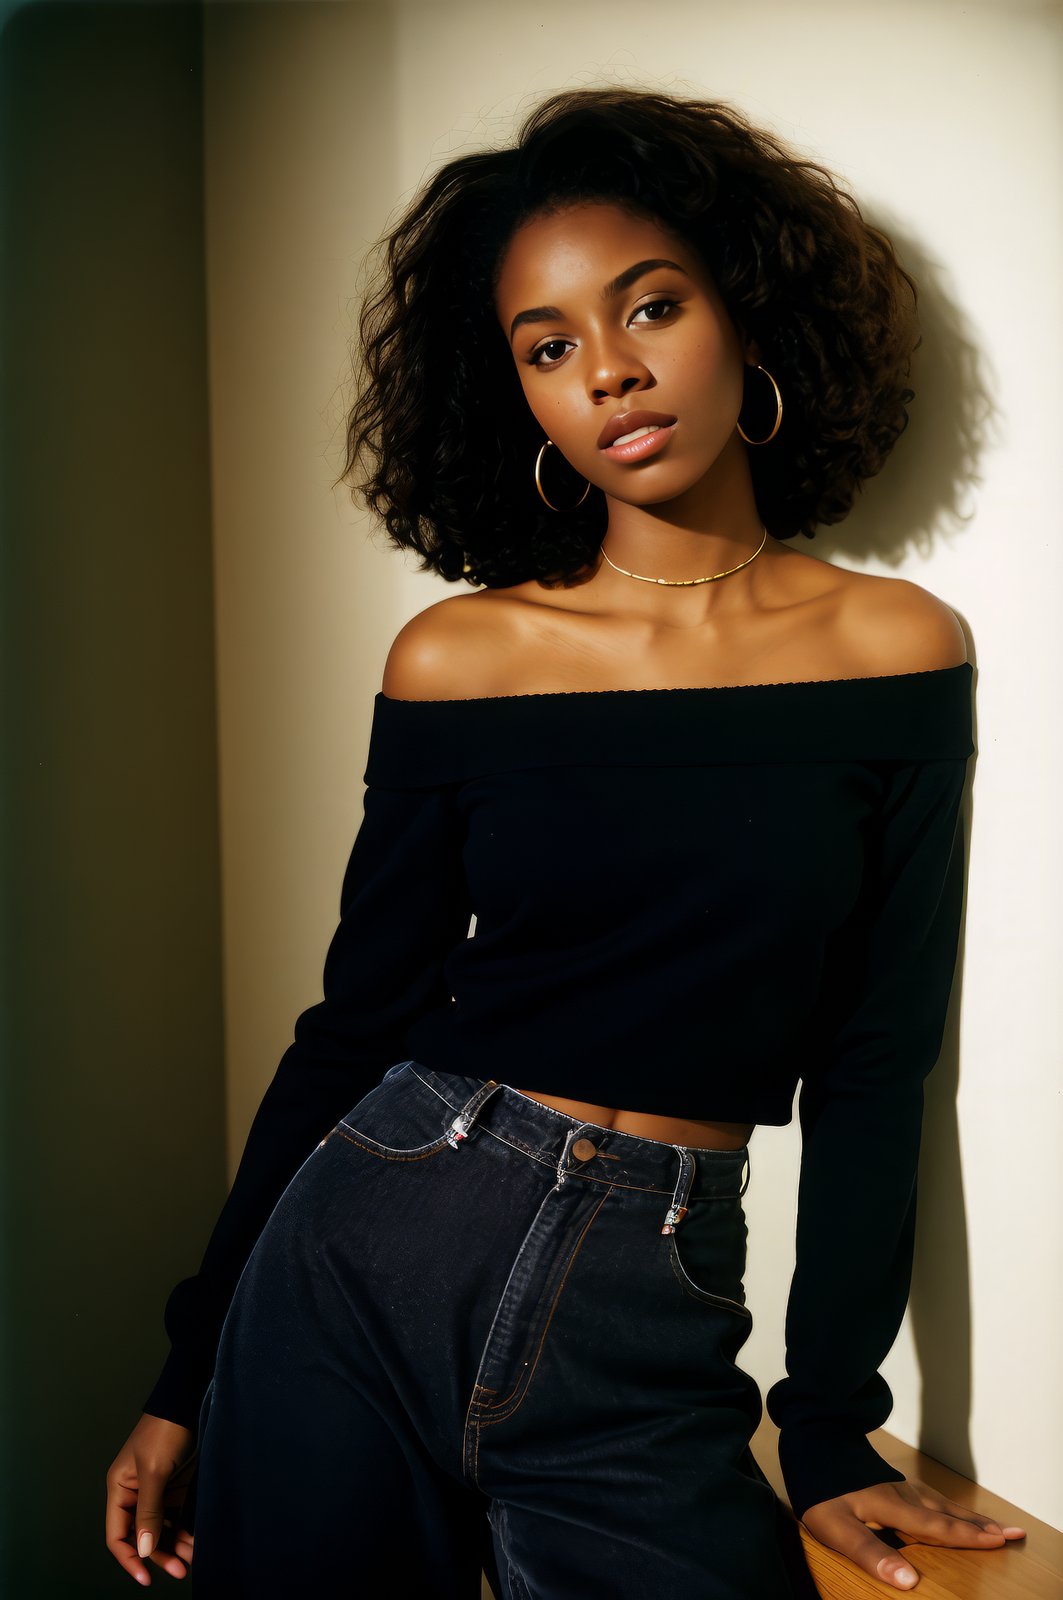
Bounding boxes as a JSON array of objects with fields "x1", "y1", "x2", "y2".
[{"x1": 587, "y1": 345, "x2": 653, "y2": 401}]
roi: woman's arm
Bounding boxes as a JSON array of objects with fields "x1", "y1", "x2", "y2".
[
  {"x1": 764, "y1": 704, "x2": 1023, "y2": 1588},
  {"x1": 766, "y1": 583, "x2": 974, "y2": 1520},
  {"x1": 765, "y1": 747, "x2": 970, "y2": 1518}
]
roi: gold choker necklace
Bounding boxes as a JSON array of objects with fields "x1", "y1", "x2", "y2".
[{"x1": 598, "y1": 526, "x2": 768, "y2": 586}]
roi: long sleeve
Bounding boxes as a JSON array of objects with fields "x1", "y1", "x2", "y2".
[
  {"x1": 765, "y1": 746, "x2": 971, "y2": 1521},
  {"x1": 142, "y1": 770, "x2": 472, "y2": 1430}
]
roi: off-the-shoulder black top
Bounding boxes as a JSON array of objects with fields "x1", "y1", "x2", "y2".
[{"x1": 144, "y1": 661, "x2": 975, "y2": 1521}]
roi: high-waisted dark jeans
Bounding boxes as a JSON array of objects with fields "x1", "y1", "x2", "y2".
[{"x1": 187, "y1": 1061, "x2": 813, "y2": 1598}]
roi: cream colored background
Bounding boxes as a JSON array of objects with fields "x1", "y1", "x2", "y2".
[{"x1": 201, "y1": 0, "x2": 1063, "y2": 1527}]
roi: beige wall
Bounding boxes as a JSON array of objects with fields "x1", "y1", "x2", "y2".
[{"x1": 201, "y1": 0, "x2": 1063, "y2": 1527}]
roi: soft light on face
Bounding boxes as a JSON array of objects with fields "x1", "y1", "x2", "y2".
[{"x1": 493, "y1": 202, "x2": 757, "y2": 507}]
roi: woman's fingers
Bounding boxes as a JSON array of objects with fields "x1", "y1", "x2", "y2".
[
  {"x1": 105, "y1": 1418, "x2": 198, "y2": 1585},
  {"x1": 134, "y1": 1493, "x2": 192, "y2": 1581},
  {"x1": 134, "y1": 1495, "x2": 164, "y2": 1561},
  {"x1": 104, "y1": 1468, "x2": 154, "y2": 1587},
  {"x1": 802, "y1": 1500, "x2": 924, "y2": 1590},
  {"x1": 171, "y1": 1525, "x2": 196, "y2": 1563},
  {"x1": 803, "y1": 1478, "x2": 1028, "y2": 1591},
  {"x1": 104, "y1": 1464, "x2": 187, "y2": 1585},
  {"x1": 888, "y1": 1482, "x2": 1027, "y2": 1548},
  {"x1": 929, "y1": 1490, "x2": 1026, "y2": 1541}
]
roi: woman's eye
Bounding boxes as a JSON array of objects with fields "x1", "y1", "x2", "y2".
[
  {"x1": 527, "y1": 300, "x2": 677, "y2": 367},
  {"x1": 530, "y1": 339, "x2": 572, "y2": 367},
  {"x1": 631, "y1": 298, "x2": 677, "y2": 325}
]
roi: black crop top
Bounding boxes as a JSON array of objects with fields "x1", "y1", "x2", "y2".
[{"x1": 144, "y1": 661, "x2": 974, "y2": 1522}]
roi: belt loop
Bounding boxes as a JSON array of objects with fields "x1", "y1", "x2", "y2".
[
  {"x1": 739, "y1": 1146, "x2": 751, "y2": 1197},
  {"x1": 661, "y1": 1145, "x2": 696, "y2": 1234},
  {"x1": 445, "y1": 1079, "x2": 503, "y2": 1148}
]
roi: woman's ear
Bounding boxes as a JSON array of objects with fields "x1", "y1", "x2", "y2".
[{"x1": 739, "y1": 326, "x2": 764, "y2": 367}]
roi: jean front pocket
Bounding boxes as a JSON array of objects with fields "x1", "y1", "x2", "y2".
[
  {"x1": 334, "y1": 1061, "x2": 455, "y2": 1162},
  {"x1": 667, "y1": 1192, "x2": 752, "y2": 1319}
]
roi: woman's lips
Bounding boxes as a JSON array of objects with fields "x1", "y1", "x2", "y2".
[{"x1": 599, "y1": 421, "x2": 678, "y2": 464}]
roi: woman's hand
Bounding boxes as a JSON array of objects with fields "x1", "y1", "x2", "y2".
[
  {"x1": 105, "y1": 1414, "x2": 198, "y2": 1586},
  {"x1": 801, "y1": 1477, "x2": 1026, "y2": 1589}
]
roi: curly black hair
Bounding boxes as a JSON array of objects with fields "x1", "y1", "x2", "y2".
[{"x1": 340, "y1": 87, "x2": 919, "y2": 588}]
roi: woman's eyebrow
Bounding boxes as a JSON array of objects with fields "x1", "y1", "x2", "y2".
[{"x1": 508, "y1": 258, "x2": 689, "y2": 341}]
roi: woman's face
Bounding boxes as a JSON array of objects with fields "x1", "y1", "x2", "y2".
[{"x1": 493, "y1": 201, "x2": 759, "y2": 507}]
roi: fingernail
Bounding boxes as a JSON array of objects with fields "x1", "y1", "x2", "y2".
[
  {"x1": 138, "y1": 1530, "x2": 154, "y2": 1558},
  {"x1": 893, "y1": 1566, "x2": 918, "y2": 1587},
  {"x1": 1002, "y1": 1526, "x2": 1026, "y2": 1537}
]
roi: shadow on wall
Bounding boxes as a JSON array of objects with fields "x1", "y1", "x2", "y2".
[
  {"x1": 810, "y1": 210, "x2": 1000, "y2": 569},
  {"x1": 808, "y1": 210, "x2": 995, "y2": 1485}
]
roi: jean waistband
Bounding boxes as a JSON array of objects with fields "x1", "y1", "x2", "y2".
[{"x1": 404, "y1": 1063, "x2": 751, "y2": 1230}]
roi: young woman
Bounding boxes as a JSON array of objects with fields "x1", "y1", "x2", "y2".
[{"x1": 106, "y1": 88, "x2": 1023, "y2": 1596}]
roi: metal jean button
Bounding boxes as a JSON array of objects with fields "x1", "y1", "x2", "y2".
[{"x1": 571, "y1": 1137, "x2": 598, "y2": 1161}]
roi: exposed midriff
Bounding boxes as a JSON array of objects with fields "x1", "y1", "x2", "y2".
[{"x1": 513, "y1": 1088, "x2": 755, "y2": 1149}]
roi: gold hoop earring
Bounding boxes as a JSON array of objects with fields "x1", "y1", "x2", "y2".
[
  {"x1": 534, "y1": 439, "x2": 591, "y2": 512},
  {"x1": 736, "y1": 364, "x2": 783, "y2": 445}
]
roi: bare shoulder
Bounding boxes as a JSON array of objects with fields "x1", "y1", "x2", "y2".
[
  {"x1": 381, "y1": 590, "x2": 513, "y2": 701},
  {"x1": 833, "y1": 569, "x2": 968, "y2": 676}
]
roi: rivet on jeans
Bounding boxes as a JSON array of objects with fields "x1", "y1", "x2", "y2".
[
  {"x1": 660, "y1": 1204, "x2": 689, "y2": 1235},
  {"x1": 446, "y1": 1115, "x2": 472, "y2": 1148}
]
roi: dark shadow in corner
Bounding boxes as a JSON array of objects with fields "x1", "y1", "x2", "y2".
[
  {"x1": 0, "y1": 0, "x2": 392, "y2": 1592},
  {"x1": 0, "y1": 2, "x2": 226, "y2": 1592}
]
